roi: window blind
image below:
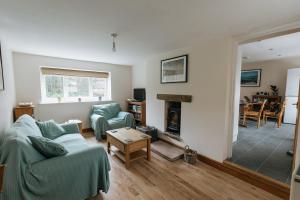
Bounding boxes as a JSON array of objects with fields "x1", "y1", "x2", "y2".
[{"x1": 40, "y1": 67, "x2": 109, "y2": 78}]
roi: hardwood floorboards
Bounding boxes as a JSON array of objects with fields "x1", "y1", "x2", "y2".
[{"x1": 83, "y1": 133, "x2": 282, "y2": 200}]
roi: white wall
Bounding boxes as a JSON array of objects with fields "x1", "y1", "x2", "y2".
[
  {"x1": 134, "y1": 38, "x2": 234, "y2": 162},
  {"x1": 241, "y1": 56, "x2": 300, "y2": 99},
  {"x1": 0, "y1": 40, "x2": 16, "y2": 134},
  {"x1": 132, "y1": 61, "x2": 147, "y2": 88},
  {"x1": 13, "y1": 52, "x2": 132, "y2": 128}
]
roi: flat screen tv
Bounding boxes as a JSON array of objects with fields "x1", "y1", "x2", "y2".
[{"x1": 134, "y1": 88, "x2": 146, "y2": 102}]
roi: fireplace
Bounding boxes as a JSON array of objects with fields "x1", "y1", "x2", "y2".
[
  {"x1": 166, "y1": 102, "x2": 181, "y2": 135},
  {"x1": 157, "y1": 94, "x2": 192, "y2": 139}
]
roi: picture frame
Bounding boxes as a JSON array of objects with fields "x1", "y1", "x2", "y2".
[
  {"x1": 0, "y1": 44, "x2": 4, "y2": 91},
  {"x1": 161, "y1": 55, "x2": 188, "y2": 84},
  {"x1": 241, "y1": 69, "x2": 261, "y2": 87}
]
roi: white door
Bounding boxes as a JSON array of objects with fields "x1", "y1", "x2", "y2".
[
  {"x1": 285, "y1": 68, "x2": 300, "y2": 96},
  {"x1": 284, "y1": 68, "x2": 300, "y2": 124},
  {"x1": 284, "y1": 97, "x2": 298, "y2": 124}
]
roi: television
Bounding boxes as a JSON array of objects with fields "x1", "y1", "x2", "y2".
[{"x1": 134, "y1": 88, "x2": 146, "y2": 102}]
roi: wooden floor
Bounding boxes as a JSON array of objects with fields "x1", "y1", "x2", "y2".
[{"x1": 83, "y1": 133, "x2": 282, "y2": 200}]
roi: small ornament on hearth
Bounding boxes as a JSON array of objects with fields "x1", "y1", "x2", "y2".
[{"x1": 270, "y1": 85, "x2": 279, "y2": 96}]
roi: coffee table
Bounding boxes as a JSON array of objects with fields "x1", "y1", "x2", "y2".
[{"x1": 106, "y1": 128, "x2": 151, "y2": 169}]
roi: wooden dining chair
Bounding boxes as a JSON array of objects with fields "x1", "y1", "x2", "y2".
[
  {"x1": 244, "y1": 96, "x2": 251, "y2": 103},
  {"x1": 242, "y1": 99, "x2": 267, "y2": 128},
  {"x1": 263, "y1": 100, "x2": 286, "y2": 128}
]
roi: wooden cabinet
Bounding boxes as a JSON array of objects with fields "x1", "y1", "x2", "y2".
[
  {"x1": 252, "y1": 95, "x2": 282, "y2": 104},
  {"x1": 127, "y1": 101, "x2": 146, "y2": 126},
  {"x1": 14, "y1": 106, "x2": 34, "y2": 121}
]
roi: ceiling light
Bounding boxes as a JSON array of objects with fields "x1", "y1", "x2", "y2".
[
  {"x1": 268, "y1": 48, "x2": 274, "y2": 51},
  {"x1": 242, "y1": 56, "x2": 249, "y2": 60},
  {"x1": 277, "y1": 54, "x2": 282, "y2": 57},
  {"x1": 111, "y1": 33, "x2": 118, "y2": 52}
]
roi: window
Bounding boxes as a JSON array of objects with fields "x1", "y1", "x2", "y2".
[{"x1": 41, "y1": 67, "x2": 110, "y2": 103}]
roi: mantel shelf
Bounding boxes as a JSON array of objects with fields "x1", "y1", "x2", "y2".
[{"x1": 157, "y1": 94, "x2": 192, "y2": 102}]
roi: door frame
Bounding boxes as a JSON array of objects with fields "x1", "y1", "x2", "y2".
[
  {"x1": 227, "y1": 23, "x2": 300, "y2": 163},
  {"x1": 292, "y1": 83, "x2": 300, "y2": 170}
]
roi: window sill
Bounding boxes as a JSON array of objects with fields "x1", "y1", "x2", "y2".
[{"x1": 38, "y1": 100, "x2": 112, "y2": 105}]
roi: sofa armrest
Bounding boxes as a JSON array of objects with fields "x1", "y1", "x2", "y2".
[
  {"x1": 117, "y1": 111, "x2": 135, "y2": 128},
  {"x1": 90, "y1": 114, "x2": 107, "y2": 126},
  {"x1": 60, "y1": 123, "x2": 80, "y2": 134},
  {"x1": 117, "y1": 111, "x2": 131, "y2": 119},
  {"x1": 90, "y1": 114, "x2": 109, "y2": 140}
]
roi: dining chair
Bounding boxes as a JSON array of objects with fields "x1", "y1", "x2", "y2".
[
  {"x1": 242, "y1": 99, "x2": 267, "y2": 128},
  {"x1": 263, "y1": 100, "x2": 286, "y2": 128}
]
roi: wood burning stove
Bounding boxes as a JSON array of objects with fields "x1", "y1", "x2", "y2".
[{"x1": 166, "y1": 102, "x2": 181, "y2": 134}]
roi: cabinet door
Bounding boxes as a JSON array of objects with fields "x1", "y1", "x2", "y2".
[{"x1": 14, "y1": 108, "x2": 34, "y2": 121}]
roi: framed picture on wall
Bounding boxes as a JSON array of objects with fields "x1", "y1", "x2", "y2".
[
  {"x1": 0, "y1": 43, "x2": 4, "y2": 91},
  {"x1": 241, "y1": 69, "x2": 261, "y2": 87},
  {"x1": 161, "y1": 55, "x2": 188, "y2": 83}
]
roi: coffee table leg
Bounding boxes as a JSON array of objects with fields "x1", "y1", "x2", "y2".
[
  {"x1": 107, "y1": 141, "x2": 111, "y2": 154},
  {"x1": 147, "y1": 138, "x2": 151, "y2": 161},
  {"x1": 125, "y1": 147, "x2": 130, "y2": 169}
]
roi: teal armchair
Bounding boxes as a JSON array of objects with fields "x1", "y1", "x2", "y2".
[{"x1": 90, "y1": 103, "x2": 135, "y2": 140}]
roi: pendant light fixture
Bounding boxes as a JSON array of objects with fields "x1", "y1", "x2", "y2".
[{"x1": 111, "y1": 33, "x2": 118, "y2": 52}]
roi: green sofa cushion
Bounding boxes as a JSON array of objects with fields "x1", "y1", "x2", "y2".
[
  {"x1": 36, "y1": 120, "x2": 66, "y2": 139},
  {"x1": 28, "y1": 136, "x2": 68, "y2": 158}
]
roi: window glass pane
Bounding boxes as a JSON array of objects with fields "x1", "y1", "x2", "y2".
[
  {"x1": 65, "y1": 76, "x2": 89, "y2": 97},
  {"x1": 45, "y1": 75, "x2": 64, "y2": 98},
  {"x1": 91, "y1": 78, "x2": 107, "y2": 97}
]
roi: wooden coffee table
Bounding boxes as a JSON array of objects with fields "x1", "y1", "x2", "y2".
[{"x1": 106, "y1": 128, "x2": 151, "y2": 169}]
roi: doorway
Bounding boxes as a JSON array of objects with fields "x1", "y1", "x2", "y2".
[{"x1": 228, "y1": 31, "x2": 300, "y2": 185}]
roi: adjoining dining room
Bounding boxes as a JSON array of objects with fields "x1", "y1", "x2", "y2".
[{"x1": 228, "y1": 31, "x2": 300, "y2": 185}]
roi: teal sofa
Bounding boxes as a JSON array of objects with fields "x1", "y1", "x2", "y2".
[
  {"x1": 90, "y1": 103, "x2": 135, "y2": 140},
  {"x1": 0, "y1": 115, "x2": 110, "y2": 200}
]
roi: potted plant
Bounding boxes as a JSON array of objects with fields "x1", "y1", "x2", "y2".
[
  {"x1": 56, "y1": 94, "x2": 63, "y2": 103},
  {"x1": 270, "y1": 85, "x2": 279, "y2": 96}
]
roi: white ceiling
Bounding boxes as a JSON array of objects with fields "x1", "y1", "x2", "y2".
[
  {"x1": 241, "y1": 32, "x2": 300, "y2": 63},
  {"x1": 1, "y1": 0, "x2": 300, "y2": 65}
]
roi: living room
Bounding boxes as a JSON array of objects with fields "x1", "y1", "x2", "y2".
[{"x1": 1, "y1": 1, "x2": 300, "y2": 200}]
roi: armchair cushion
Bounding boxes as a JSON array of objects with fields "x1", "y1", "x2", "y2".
[
  {"x1": 60, "y1": 123, "x2": 80, "y2": 134},
  {"x1": 107, "y1": 118, "x2": 126, "y2": 129},
  {"x1": 36, "y1": 120, "x2": 66, "y2": 139},
  {"x1": 28, "y1": 136, "x2": 68, "y2": 158}
]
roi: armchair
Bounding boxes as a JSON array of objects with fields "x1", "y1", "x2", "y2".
[{"x1": 90, "y1": 103, "x2": 135, "y2": 140}]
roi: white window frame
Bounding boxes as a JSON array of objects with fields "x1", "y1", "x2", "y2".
[{"x1": 40, "y1": 71, "x2": 111, "y2": 104}]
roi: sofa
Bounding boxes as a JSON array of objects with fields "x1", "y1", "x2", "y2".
[
  {"x1": 90, "y1": 102, "x2": 135, "y2": 140},
  {"x1": 0, "y1": 115, "x2": 110, "y2": 200}
]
